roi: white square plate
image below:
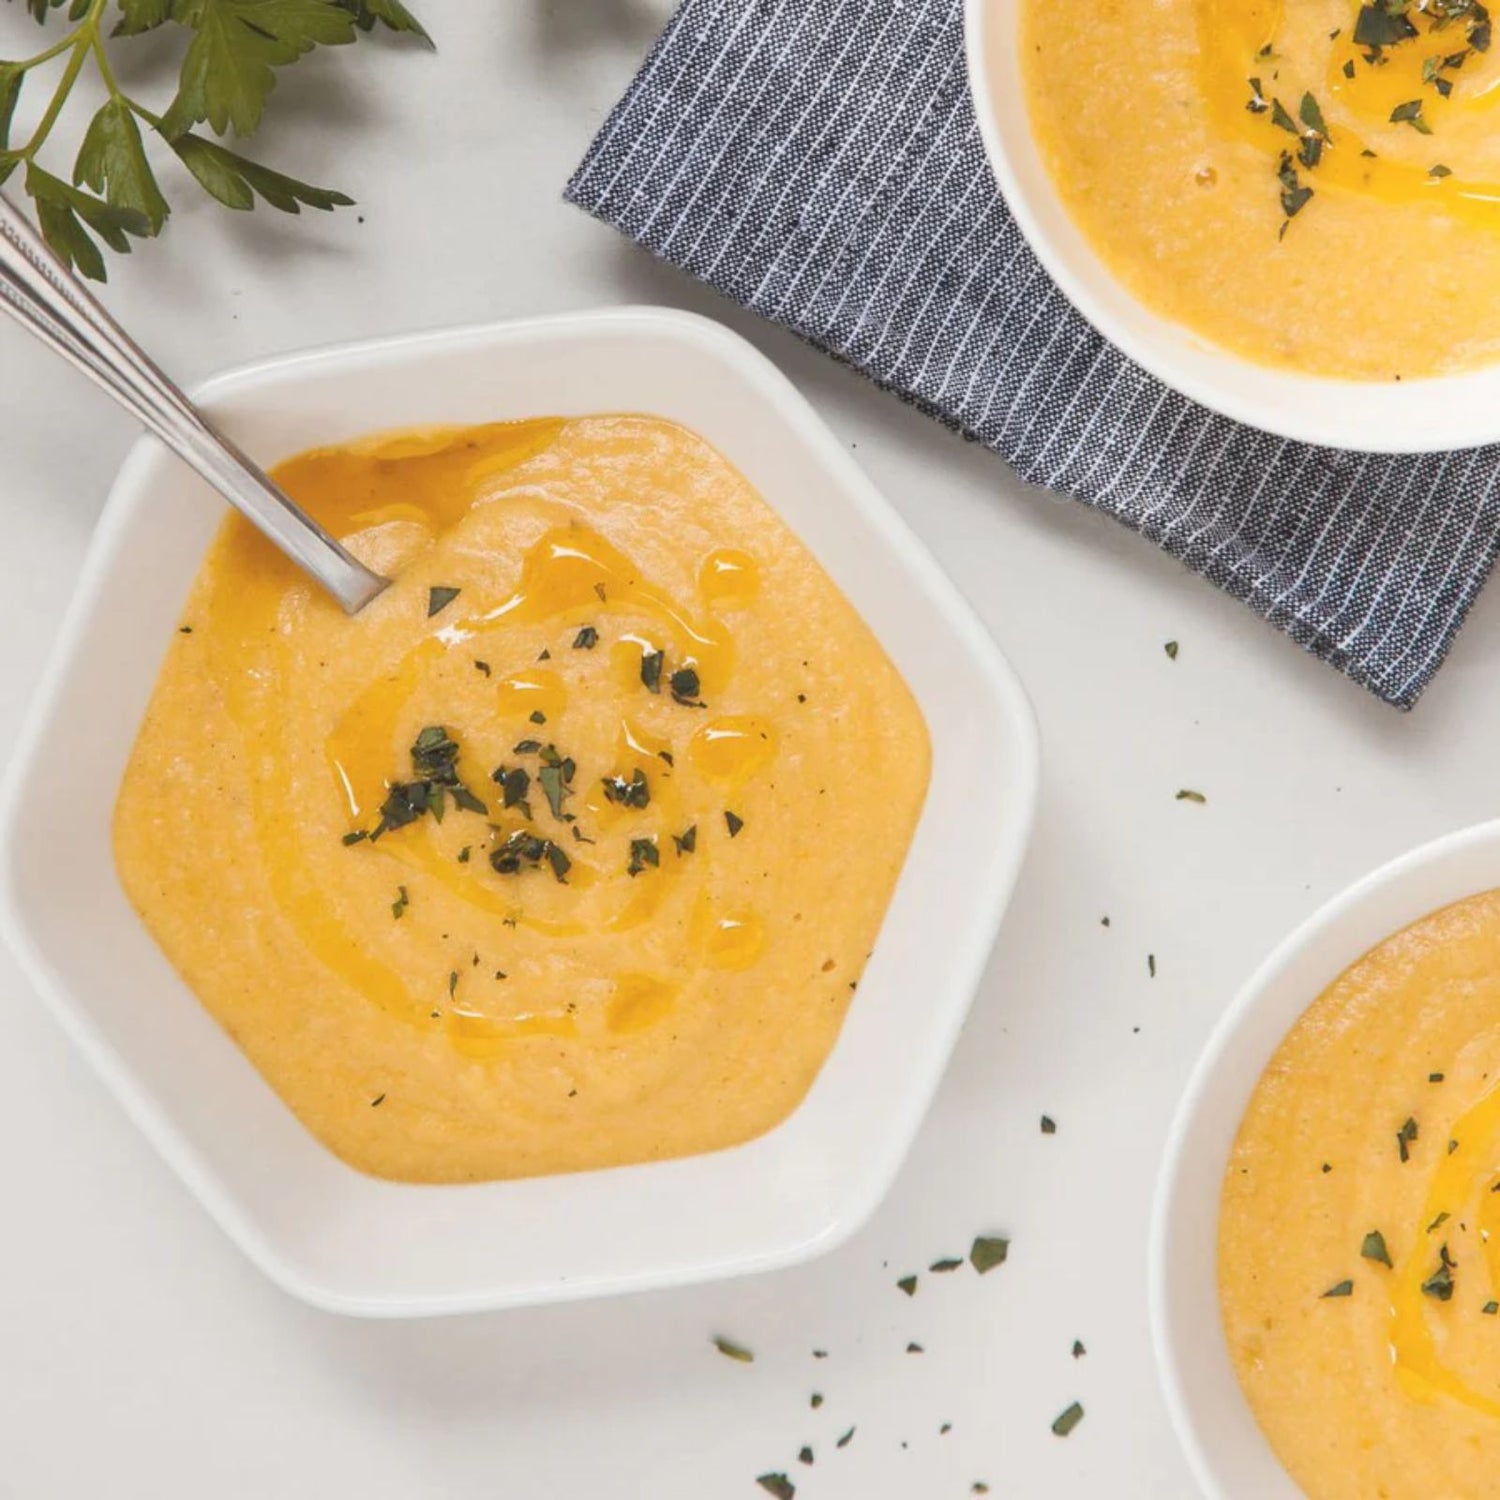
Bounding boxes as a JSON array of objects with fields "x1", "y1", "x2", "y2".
[{"x1": 0, "y1": 308, "x2": 1038, "y2": 1316}]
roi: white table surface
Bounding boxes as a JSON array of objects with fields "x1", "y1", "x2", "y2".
[{"x1": 4, "y1": 4, "x2": 1498, "y2": 1496}]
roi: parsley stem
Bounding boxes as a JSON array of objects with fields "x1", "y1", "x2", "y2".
[
  {"x1": 15, "y1": 0, "x2": 107, "y2": 165},
  {"x1": 14, "y1": 28, "x2": 83, "y2": 72},
  {"x1": 90, "y1": 29, "x2": 122, "y2": 103}
]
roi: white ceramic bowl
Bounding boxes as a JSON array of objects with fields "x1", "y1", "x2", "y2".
[
  {"x1": 1150, "y1": 818, "x2": 1500, "y2": 1496},
  {"x1": 964, "y1": 0, "x2": 1498, "y2": 452},
  {"x1": 0, "y1": 307, "x2": 1038, "y2": 1317}
]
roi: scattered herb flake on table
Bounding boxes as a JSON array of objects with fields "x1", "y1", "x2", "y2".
[
  {"x1": 970, "y1": 1236, "x2": 1009, "y2": 1274},
  {"x1": 1051, "y1": 1402, "x2": 1085, "y2": 1437},
  {"x1": 712, "y1": 1335, "x2": 754, "y2": 1363}
]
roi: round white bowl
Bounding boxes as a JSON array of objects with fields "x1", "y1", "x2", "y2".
[
  {"x1": 964, "y1": 0, "x2": 1500, "y2": 453},
  {"x1": 1149, "y1": 818, "x2": 1500, "y2": 1497}
]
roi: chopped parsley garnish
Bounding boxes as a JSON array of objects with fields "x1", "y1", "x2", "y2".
[
  {"x1": 410, "y1": 725, "x2": 460, "y2": 781},
  {"x1": 427, "y1": 585, "x2": 461, "y2": 617},
  {"x1": 489, "y1": 831, "x2": 570, "y2": 883},
  {"x1": 756, "y1": 1476, "x2": 794, "y2": 1500},
  {"x1": 970, "y1": 1236, "x2": 1009, "y2": 1274},
  {"x1": 1361, "y1": 1230, "x2": 1392, "y2": 1267},
  {"x1": 1422, "y1": 1244, "x2": 1456, "y2": 1300},
  {"x1": 391, "y1": 885, "x2": 409, "y2": 919},
  {"x1": 603, "y1": 769, "x2": 651, "y2": 809},
  {"x1": 536, "y1": 765, "x2": 568, "y2": 820},
  {"x1": 1431, "y1": 1072, "x2": 1446, "y2": 1082},
  {"x1": 1041, "y1": 1115, "x2": 1057, "y2": 1134},
  {"x1": 1398, "y1": 1116, "x2": 1419, "y2": 1162},
  {"x1": 1246, "y1": 77, "x2": 1269, "y2": 113},
  {"x1": 1164, "y1": 640, "x2": 1179, "y2": 659},
  {"x1": 670, "y1": 666, "x2": 704, "y2": 706},
  {"x1": 1321, "y1": 1279, "x2": 1354, "y2": 1298},
  {"x1": 897, "y1": 1274, "x2": 918, "y2": 1296},
  {"x1": 797, "y1": 1447, "x2": 814, "y2": 1466},
  {"x1": 1485, "y1": 1301, "x2": 1499, "y2": 1315},
  {"x1": 572, "y1": 626, "x2": 599, "y2": 650},
  {"x1": 1276, "y1": 152, "x2": 1313, "y2": 223},
  {"x1": 367, "y1": 726, "x2": 488, "y2": 839},
  {"x1": 640, "y1": 648, "x2": 664, "y2": 694},
  {"x1": 529, "y1": 710, "x2": 547, "y2": 724},
  {"x1": 674, "y1": 825, "x2": 698, "y2": 855},
  {"x1": 341, "y1": 829, "x2": 368, "y2": 846},
  {"x1": 370, "y1": 1092, "x2": 385, "y2": 1107},
  {"x1": 1354, "y1": 2, "x2": 1417, "y2": 46},
  {"x1": 1299, "y1": 90, "x2": 1330, "y2": 138},
  {"x1": 1430, "y1": 163, "x2": 1453, "y2": 177},
  {"x1": 627, "y1": 837, "x2": 660, "y2": 876},
  {"x1": 474, "y1": 659, "x2": 491, "y2": 676},
  {"x1": 1390, "y1": 98, "x2": 1433, "y2": 132},
  {"x1": 712, "y1": 1335, "x2": 754, "y2": 1363},
  {"x1": 493, "y1": 765, "x2": 532, "y2": 817},
  {"x1": 725, "y1": 810, "x2": 745, "y2": 837},
  {"x1": 1429, "y1": 1211, "x2": 1451, "y2": 1232},
  {"x1": 836, "y1": 1428, "x2": 855, "y2": 1449},
  {"x1": 1176, "y1": 788, "x2": 1208, "y2": 804},
  {"x1": 1051, "y1": 1403, "x2": 1085, "y2": 1437},
  {"x1": 930, "y1": 1257, "x2": 963, "y2": 1273},
  {"x1": 513, "y1": 739, "x2": 542, "y2": 754}
]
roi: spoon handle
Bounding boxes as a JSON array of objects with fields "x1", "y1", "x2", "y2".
[{"x1": 0, "y1": 192, "x2": 387, "y2": 615}]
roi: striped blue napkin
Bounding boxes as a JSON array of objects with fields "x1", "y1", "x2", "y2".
[{"x1": 566, "y1": 0, "x2": 1500, "y2": 709}]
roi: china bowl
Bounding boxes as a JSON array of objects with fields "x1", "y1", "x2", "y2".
[
  {"x1": 1149, "y1": 817, "x2": 1500, "y2": 1496},
  {"x1": 0, "y1": 307, "x2": 1038, "y2": 1316},
  {"x1": 964, "y1": 0, "x2": 1500, "y2": 453}
]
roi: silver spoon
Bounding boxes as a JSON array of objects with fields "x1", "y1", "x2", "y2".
[{"x1": 0, "y1": 191, "x2": 388, "y2": 614}]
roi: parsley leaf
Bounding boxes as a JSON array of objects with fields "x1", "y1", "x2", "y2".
[
  {"x1": 160, "y1": 0, "x2": 358, "y2": 141},
  {"x1": 73, "y1": 98, "x2": 169, "y2": 232}
]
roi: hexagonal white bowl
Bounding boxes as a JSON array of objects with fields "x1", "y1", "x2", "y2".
[
  {"x1": 965, "y1": 0, "x2": 1500, "y2": 452},
  {"x1": 0, "y1": 307, "x2": 1038, "y2": 1317}
]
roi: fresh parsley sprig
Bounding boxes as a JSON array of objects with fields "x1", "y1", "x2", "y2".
[{"x1": 0, "y1": 0, "x2": 431, "y2": 279}]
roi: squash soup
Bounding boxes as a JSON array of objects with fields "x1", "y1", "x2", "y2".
[
  {"x1": 1020, "y1": 0, "x2": 1500, "y2": 377},
  {"x1": 1220, "y1": 889, "x2": 1500, "y2": 1498},
  {"x1": 113, "y1": 416, "x2": 929, "y2": 1183}
]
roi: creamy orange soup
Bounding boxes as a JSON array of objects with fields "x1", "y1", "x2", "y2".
[
  {"x1": 114, "y1": 416, "x2": 929, "y2": 1183},
  {"x1": 1021, "y1": 0, "x2": 1500, "y2": 377},
  {"x1": 1221, "y1": 889, "x2": 1500, "y2": 1498}
]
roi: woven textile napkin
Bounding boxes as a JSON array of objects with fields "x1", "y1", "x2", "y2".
[{"x1": 566, "y1": 0, "x2": 1500, "y2": 709}]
